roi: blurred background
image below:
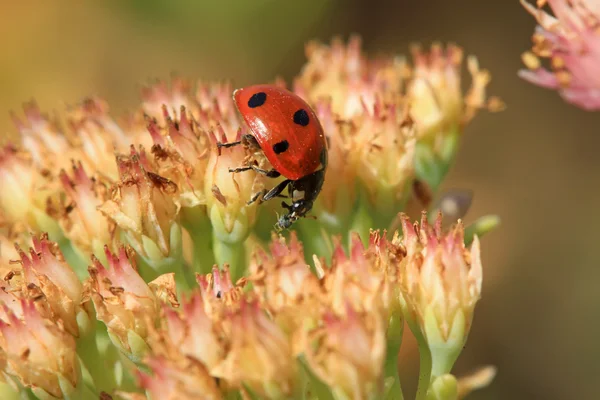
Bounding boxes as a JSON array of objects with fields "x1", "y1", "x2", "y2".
[{"x1": 1, "y1": 1, "x2": 597, "y2": 398}]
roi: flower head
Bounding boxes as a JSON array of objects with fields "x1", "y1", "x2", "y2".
[
  {"x1": 249, "y1": 232, "x2": 320, "y2": 313},
  {"x1": 205, "y1": 127, "x2": 264, "y2": 243},
  {"x1": 398, "y1": 212, "x2": 482, "y2": 377},
  {"x1": 321, "y1": 232, "x2": 401, "y2": 317},
  {"x1": 11, "y1": 101, "x2": 70, "y2": 171},
  {"x1": 87, "y1": 245, "x2": 177, "y2": 362},
  {"x1": 248, "y1": 233, "x2": 323, "y2": 354},
  {"x1": 520, "y1": 0, "x2": 600, "y2": 110},
  {"x1": 0, "y1": 145, "x2": 61, "y2": 238},
  {"x1": 99, "y1": 147, "x2": 181, "y2": 266},
  {"x1": 212, "y1": 299, "x2": 298, "y2": 398},
  {"x1": 158, "y1": 291, "x2": 225, "y2": 372},
  {"x1": 407, "y1": 43, "x2": 501, "y2": 139},
  {"x1": 137, "y1": 355, "x2": 222, "y2": 400},
  {"x1": 64, "y1": 97, "x2": 132, "y2": 180},
  {"x1": 294, "y1": 37, "x2": 417, "y2": 220},
  {"x1": 141, "y1": 77, "x2": 193, "y2": 122},
  {"x1": 305, "y1": 304, "x2": 386, "y2": 399},
  {"x1": 0, "y1": 299, "x2": 79, "y2": 399},
  {"x1": 59, "y1": 161, "x2": 115, "y2": 260},
  {"x1": 195, "y1": 81, "x2": 241, "y2": 133},
  {"x1": 147, "y1": 106, "x2": 210, "y2": 208},
  {"x1": 15, "y1": 234, "x2": 87, "y2": 337}
]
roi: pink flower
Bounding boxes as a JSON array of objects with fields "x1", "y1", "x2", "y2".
[
  {"x1": 520, "y1": 0, "x2": 600, "y2": 110},
  {"x1": 305, "y1": 304, "x2": 386, "y2": 399},
  {"x1": 16, "y1": 234, "x2": 86, "y2": 337},
  {"x1": 137, "y1": 355, "x2": 222, "y2": 400},
  {"x1": 0, "y1": 299, "x2": 78, "y2": 398}
]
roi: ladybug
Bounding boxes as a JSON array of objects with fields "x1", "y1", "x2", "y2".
[{"x1": 217, "y1": 84, "x2": 328, "y2": 230}]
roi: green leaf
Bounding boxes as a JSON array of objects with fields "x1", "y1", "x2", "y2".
[
  {"x1": 415, "y1": 142, "x2": 446, "y2": 192},
  {"x1": 464, "y1": 215, "x2": 501, "y2": 246},
  {"x1": 298, "y1": 355, "x2": 335, "y2": 400}
]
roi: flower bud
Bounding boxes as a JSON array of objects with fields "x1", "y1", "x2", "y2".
[
  {"x1": 304, "y1": 304, "x2": 386, "y2": 399},
  {"x1": 137, "y1": 355, "x2": 222, "y2": 400},
  {"x1": 322, "y1": 233, "x2": 394, "y2": 316},
  {"x1": 0, "y1": 145, "x2": 61, "y2": 238},
  {"x1": 408, "y1": 43, "x2": 502, "y2": 140},
  {"x1": 141, "y1": 77, "x2": 193, "y2": 122},
  {"x1": 10, "y1": 101, "x2": 70, "y2": 171},
  {"x1": 87, "y1": 245, "x2": 177, "y2": 362},
  {"x1": 353, "y1": 100, "x2": 416, "y2": 218},
  {"x1": 248, "y1": 233, "x2": 323, "y2": 355},
  {"x1": 398, "y1": 212, "x2": 482, "y2": 377},
  {"x1": 295, "y1": 37, "x2": 415, "y2": 223},
  {"x1": 59, "y1": 161, "x2": 116, "y2": 261},
  {"x1": 212, "y1": 299, "x2": 298, "y2": 398},
  {"x1": 65, "y1": 97, "x2": 132, "y2": 181},
  {"x1": 159, "y1": 291, "x2": 225, "y2": 372},
  {"x1": 16, "y1": 234, "x2": 88, "y2": 337},
  {"x1": 147, "y1": 106, "x2": 210, "y2": 209},
  {"x1": 205, "y1": 127, "x2": 264, "y2": 243},
  {"x1": 195, "y1": 80, "x2": 240, "y2": 133},
  {"x1": 98, "y1": 147, "x2": 182, "y2": 268},
  {"x1": 0, "y1": 299, "x2": 79, "y2": 399}
]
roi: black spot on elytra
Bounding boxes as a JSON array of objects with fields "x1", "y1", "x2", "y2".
[
  {"x1": 293, "y1": 109, "x2": 309, "y2": 126},
  {"x1": 248, "y1": 92, "x2": 267, "y2": 108},
  {"x1": 273, "y1": 140, "x2": 289, "y2": 154}
]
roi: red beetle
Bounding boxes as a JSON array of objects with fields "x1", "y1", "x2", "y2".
[{"x1": 217, "y1": 84, "x2": 328, "y2": 229}]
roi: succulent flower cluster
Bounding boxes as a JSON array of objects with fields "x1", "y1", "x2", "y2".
[{"x1": 0, "y1": 36, "x2": 502, "y2": 400}]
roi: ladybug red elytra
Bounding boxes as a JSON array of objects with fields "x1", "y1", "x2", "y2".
[{"x1": 217, "y1": 84, "x2": 328, "y2": 230}]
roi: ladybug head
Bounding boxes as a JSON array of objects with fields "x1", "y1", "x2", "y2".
[{"x1": 275, "y1": 213, "x2": 297, "y2": 231}]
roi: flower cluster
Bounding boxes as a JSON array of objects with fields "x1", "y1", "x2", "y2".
[
  {"x1": 0, "y1": 36, "x2": 502, "y2": 400},
  {"x1": 520, "y1": 0, "x2": 600, "y2": 110}
]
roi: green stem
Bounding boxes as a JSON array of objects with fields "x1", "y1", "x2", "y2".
[
  {"x1": 137, "y1": 255, "x2": 193, "y2": 294},
  {"x1": 76, "y1": 321, "x2": 118, "y2": 394},
  {"x1": 298, "y1": 356, "x2": 335, "y2": 400},
  {"x1": 407, "y1": 320, "x2": 433, "y2": 400},
  {"x1": 384, "y1": 315, "x2": 404, "y2": 400},
  {"x1": 296, "y1": 219, "x2": 333, "y2": 269},
  {"x1": 349, "y1": 193, "x2": 374, "y2": 248},
  {"x1": 213, "y1": 234, "x2": 246, "y2": 282},
  {"x1": 181, "y1": 206, "x2": 216, "y2": 275}
]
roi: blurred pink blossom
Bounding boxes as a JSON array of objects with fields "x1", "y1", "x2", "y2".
[{"x1": 519, "y1": 0, "x2": 600, "y2": 110}]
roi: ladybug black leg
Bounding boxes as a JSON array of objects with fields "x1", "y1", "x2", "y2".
[
  {"x1": 263, "y1": 179, "x2": 291, "y2": 201},
  {"x1": 216, "y1": 140, "x2": 241, "y2": 149},
  {"x1": 229, "y1": 165, "x2": 281, "y2": 178},
  {"x1": 247, "y1": 180, "x2": 291, "y2": 206}
]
